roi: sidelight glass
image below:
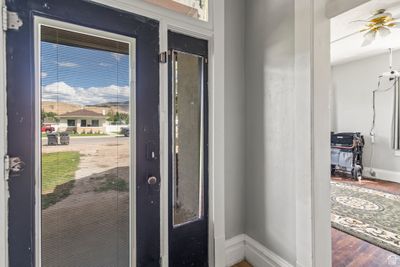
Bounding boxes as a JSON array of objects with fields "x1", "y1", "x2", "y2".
[
  {"x1": 39, "y1": 25, "x2": 133, "y2": 267},
  {"x1": 172, "y1": 51, "x2": 205, "y2": 226}
]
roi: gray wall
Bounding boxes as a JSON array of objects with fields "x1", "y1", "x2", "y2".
[
  {"x1": 244, "y1": 0, "x2": 296, "y2": 264},
  {"x1": 224, "y1": 0, "x2": 246, "y2": 239},
  {"x1": 332, "y1": 51, "x2": 400, "y2": 173}
]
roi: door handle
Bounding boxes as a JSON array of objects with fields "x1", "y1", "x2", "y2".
[{"x1": 147, "y1": 176, "x2": 158, "y2": 185}]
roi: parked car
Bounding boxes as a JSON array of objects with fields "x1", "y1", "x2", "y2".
[
  {"x1": 121, "y1": 127, "x2": 129, "y2": 137},
  {"x1": 41, "y1": 123, "x2": 55, "y2": 133}
]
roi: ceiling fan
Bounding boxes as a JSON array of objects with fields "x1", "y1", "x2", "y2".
[
  {"x1": 356, "y1": 9, "x2": 400, "y2": 46},
  {"x1": 332, "y1": 8, "x2": 400, "y2": 46}
]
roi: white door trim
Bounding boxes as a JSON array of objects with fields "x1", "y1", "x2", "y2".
[
  {"x1": 294, "y1": 1, "x2": 373, "y2": 266},
  {"x1": 294, "y1": 0, "x2": 332, "y2": 266}
]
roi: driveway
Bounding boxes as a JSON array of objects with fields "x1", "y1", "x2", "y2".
[{"x1": 41, "y1": 136, "x2": 131, "y2": 267}]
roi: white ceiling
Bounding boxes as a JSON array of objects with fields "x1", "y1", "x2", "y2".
[{"x1": 331, "y1": 0, "x2": 400, "y2": 65}]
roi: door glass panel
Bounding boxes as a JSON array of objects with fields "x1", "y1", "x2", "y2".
[
  {"x1": 40, "y1": 25, "x2": 133, "y2": 267},
  {"x1": 172, "y1": 51, "x2": 204, "y2": 226}
]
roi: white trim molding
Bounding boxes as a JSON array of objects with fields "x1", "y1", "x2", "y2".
[
  {"x1": 225, "y1": 235, "x2": 293, "y2": 267},
  {"x1": 210, "y1": 0, "x2": 226, "y2": 266},
  {"x1": 363, "y1": 167, "x2": 400, "y2": 184},
  {"x1": 295, "y1": 0, "x2": 333, "y2": 266}
]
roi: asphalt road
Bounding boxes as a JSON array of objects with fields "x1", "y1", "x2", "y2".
[{"x1": 43, "y1": 136, "x2": 129, "y2": 146}]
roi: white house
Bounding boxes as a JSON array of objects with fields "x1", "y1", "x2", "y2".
[{"x1": 58, "y1": 109, "x2": 108, "y2": 134}]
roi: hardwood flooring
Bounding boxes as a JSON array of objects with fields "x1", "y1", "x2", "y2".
[
  {"x1": 331, "y1": 176, "x2": 400, "y2": 267},
  {"x1": 231, "y1": 177, "x2": 399, "y2": 267},
  {"x1": 231, "y1": 261, "x2": 252, "y2": 267}
]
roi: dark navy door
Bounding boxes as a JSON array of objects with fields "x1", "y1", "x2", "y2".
[
  {"x1": 168, "y1": 31, "x2": 209, "y2": 267},
  {"x1": 6, "y1": 1, "x2": 160, "y2": 266}
]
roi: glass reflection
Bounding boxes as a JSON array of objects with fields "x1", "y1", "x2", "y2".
[
  {"x1": 40, "y1": 25, "x2": 132, "y2": 267},
  {"x1": 172, "y1": 51, "x2": 204, "y2": 226}
]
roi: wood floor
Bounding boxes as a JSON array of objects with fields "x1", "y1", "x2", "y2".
[
  {"x1": 231, "y1": 177, "x2": 399, "y2": 267},
  {"x1": 231, "y1": 261, "x2": 252, "y2": 267},
  {"x1": 331, "y1": 176, "x2": 400, "y2": 267}
]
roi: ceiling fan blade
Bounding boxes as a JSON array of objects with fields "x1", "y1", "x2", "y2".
[
  {"x1": 388, "y1": 21, "x2": 400, "y2": 27},
  {"x1": 331, "y1": 31, "x2": 359, "y2": 44},
  {"x1": 350, "y1": 19, "x2": 370, "y2": 23},
  {"x1": 369, "y1": 12, "x2": 392, "y2": 20},
  {"x1": 362, "y1": 30, "x2": 377, "y2": 46},
  {"x1": 378, "y1": 27, "x2": 391, "y2": 37}
]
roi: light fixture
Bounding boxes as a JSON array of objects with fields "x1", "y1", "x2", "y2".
[{"x1": 356, "y1": 9, "x2": 400, "y2": 46}]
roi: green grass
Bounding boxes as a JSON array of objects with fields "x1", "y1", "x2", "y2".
[
  {"x1": 95, "y1": 177, "x2": 129, "y2": 192},
  {"x1": 41, "y1": 151, "x2": 80, "y2": 209}
]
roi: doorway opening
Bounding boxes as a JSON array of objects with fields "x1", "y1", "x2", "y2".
[{"x1": 330, "y1": 1, "x2": 400, "y2": 265}]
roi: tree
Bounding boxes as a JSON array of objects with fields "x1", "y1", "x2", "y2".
[
  {"x1": 41, "y1": 109, "x2": 59, "y2": 123},
  {"x1": 107, "y1": 111, "x2": 129, "y2": 125}
]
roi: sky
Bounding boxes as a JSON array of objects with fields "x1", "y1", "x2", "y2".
[{"x1": 41, "y1": 41, "x2": 130, "y2": 106}]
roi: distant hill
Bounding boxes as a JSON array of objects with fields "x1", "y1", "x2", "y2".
[
  {"x1": 42, "y1": 101, "x2": 129, "y2": 115},
  {"x1": 42, "y1": 101, "x2": 81, "y2": 115},
  {"x1": 87, "y1": 101, "x2": 129, "y2": 113},
  {"x1": 87, "y1": 101, "x2": 129, "y2": 108}
]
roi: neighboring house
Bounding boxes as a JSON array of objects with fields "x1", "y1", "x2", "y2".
[{"x1": 58, "y1": 109, "x2": 108, "y2": 134}]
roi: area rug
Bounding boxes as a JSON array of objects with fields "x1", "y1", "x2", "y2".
[{"x1": 331, "y1": 181, "x2": 400, "y2": 254}]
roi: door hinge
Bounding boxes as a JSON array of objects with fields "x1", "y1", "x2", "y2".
[
  {"x1": 159, "y1": 51, "x2": 167, "y2": 63},
  {"x1": 4, "y1": 155, "x2": 25, "y2": 180},
  {"x1": 2, "y1": 7, "x2": 23, "y2": 32}
]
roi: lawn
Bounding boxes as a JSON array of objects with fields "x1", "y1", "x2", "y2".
[{"x1": 41, "y1": 151, "x2": 80, "y2": 209}]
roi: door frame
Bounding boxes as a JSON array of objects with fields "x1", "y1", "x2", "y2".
[
  {"x1": 0, "y1": 0, "x2": 226, "y2": 266},
  {"x1": 294, "y1": 0, "x2": 372, "y2": 266}
]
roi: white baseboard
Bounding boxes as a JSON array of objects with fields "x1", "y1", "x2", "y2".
[
  {"x1": 363, "y1": 167, "x2": 400, "y2": 184},
  {"x1": 225, "y1": 234, "x2": 293, "y2": 267},
  {"x1": 225, "y1": 234, "x2": 246, "y2": 266}
]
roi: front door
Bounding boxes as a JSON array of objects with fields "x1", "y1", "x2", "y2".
[{"x1": 6, "y1": 1, "x2": 160, "y2": 266}]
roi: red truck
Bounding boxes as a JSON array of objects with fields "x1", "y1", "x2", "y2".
[{"x1": 41, "y1": 123, "x2": 55, "y2": 133}]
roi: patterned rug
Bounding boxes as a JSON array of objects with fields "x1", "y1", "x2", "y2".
[{"x1": 331, "y1": 181, "x2": 400, "y2": 254}]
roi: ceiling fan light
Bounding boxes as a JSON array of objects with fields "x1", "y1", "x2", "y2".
[
  {"x1": 378, "y1": 26, "x2": 391, "y2": 37},
  {"x1": 362, "y1": 30, "x2": 377, "y2": 46}
]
